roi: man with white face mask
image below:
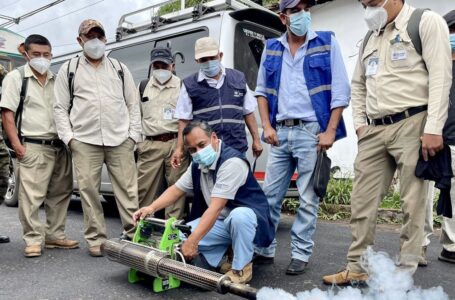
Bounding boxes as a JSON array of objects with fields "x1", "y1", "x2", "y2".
[
  {"x1": 136, "y1": 45, "x2": 189, "y2": 220},
  {"x1": 1, "y1": 34, "x2": 78, "y2": 257},
  {"x1": 254, "y1": 0, "x2": 350, "y2": 276},
  {"x1": 323, "y1": 0, "x2": 452, "y2": 285},
  {"x1": 54, "y1": 19, "x2": 141, "y2": 257},
  {"x1": 133, "y1": 121, "x2": 274, "y2": 284}
]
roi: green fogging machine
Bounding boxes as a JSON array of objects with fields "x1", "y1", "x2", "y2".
[{"x1": 102, "y1": 217, "x2": 258, "y2": 299}]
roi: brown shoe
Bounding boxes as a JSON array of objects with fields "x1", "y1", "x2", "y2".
[
  {"x1": 24, "y1": 244, "x2": 42, "y2": 257},
  {"x1": 45, "y1": 239, "x2": 79, "y2": 249},
  {"x1": 225, "y1": 262, "x2": 252, "y2": 284},
  {"x1": 89, "y1": 246, "x2": 104, "y2": 257},
  {"x1": 219, "y1": 261, "x2": 232, "y2": 274},
  {"x1": 322, "y1": 269, "x2": 368, "y2": 286}
]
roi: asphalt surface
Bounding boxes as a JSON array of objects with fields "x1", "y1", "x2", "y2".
[{"x1": 0, "y1": 198, "x2": 454, "y2": 300}]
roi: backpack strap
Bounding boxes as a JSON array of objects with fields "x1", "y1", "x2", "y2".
[
  {"x1": 67, "y1": 57, "x2": 81, "y2": 114},
  {"x1": 107, "y1": 57, "x2": 125, "y2": 100},
  {"x1": 139, "y1": 79, "x2": 148, "y2": 100},
  {"x1": 15, "y1": 66, "x2": 29, "y2": 141},
  {"x1": 361, "y1": 30, "x2": 374, "y2": 57},
  {"x1": 407, "y1": 8, "x2": 429, "y2": 56}
]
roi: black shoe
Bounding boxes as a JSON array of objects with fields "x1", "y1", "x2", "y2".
[
  {"x1": 286, "y1": 258, "x2": 307, "y2": 275},
  {"x1": 0, "y1": 235, "x2": 10, "y2": 243},
  {"x1": 252, "y1": 253, "x2": 274, "y2": 265},
  {"x1": 119, "y1": 233, "x2": 131, "y2": 241},
  {"x1": 438, "y1": 249, "x2": 455, "y2": 264}
]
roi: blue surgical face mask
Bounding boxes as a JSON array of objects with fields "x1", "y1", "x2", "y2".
[
  {"x1": 200, "y1": 59, "x2": 221, "y2": 77},
  {"x1": 288, "y1": 10, "x2": 311, "y2": 37},
  {"x1": 450, "y1": 34, "x2": 455, "y2": 52},
  {"x1": 191, "y1": 144, "x2": 217, "y2": 167}
]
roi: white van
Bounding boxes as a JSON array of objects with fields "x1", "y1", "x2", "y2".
[{"x1": 4, "y1": 0, "x2": 301, "y2": 207}]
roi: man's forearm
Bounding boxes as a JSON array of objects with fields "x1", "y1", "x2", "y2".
[
  {"x1": 326, "y1": 107, "x2": 344, "y2": 133},
  {"x1": 176, "y1": 119, "x2": 190, "y2": 150},
  {"x1": 149, "y1": 185, "x2": 186, "y2": 213},
  {"x1": 244, "y1": 113, "x2": 260, "y2": 141},
  {"x1": 257, "y1": 96, "x2": 271, "y2": 129},
  {"x1": 2, "y1": 110, "x2": 21, "y2": 148}
]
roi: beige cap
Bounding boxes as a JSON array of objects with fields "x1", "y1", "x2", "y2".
[
  {"x1": 78, "y1": 19, "x2": 105, "y2": 36},
  {"x1": 194, "y1": 37, "x2": 219, "y2": 60}
]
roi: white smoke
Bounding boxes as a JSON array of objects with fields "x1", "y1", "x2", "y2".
[{"x1": 256, "y1": 247, "x2": 449, "y2": 300}]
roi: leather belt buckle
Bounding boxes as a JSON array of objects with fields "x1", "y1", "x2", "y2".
[
  {"x1": 284, "y1": 119, "x2": 294, "y2": 127},
  {"x1": 382, "y1": 115, "x2": 394, "y2": 125}
]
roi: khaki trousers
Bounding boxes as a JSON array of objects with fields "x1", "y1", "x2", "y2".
[
  {"x1": 441, "y1": 145, "x2": 455, "y2": 252},
  {"x1": 18, "y1": 143, "x2": 72, "y2": 246},
  {"x1": 137, "y1": 139, "x2": 189, "y2": 219},
  {"x1": 347, "y1": 112, "x2": 427, "y2": 274},
  {"x1": 70, "y1": 139, "x2": 138, "y2": 247}
]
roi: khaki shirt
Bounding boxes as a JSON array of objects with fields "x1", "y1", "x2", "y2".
[
  {"x1": 351, "y1": 4, "x2": 452, "y2": 135},
  {"x1": 141, "y1": 75, "x2": 180, "y2": 136},
  {"x1": 0, "y1": 63, "x2": 57, "y2": 139},
  {"x1": 53, "y1": 56, "x2": 141, "y2": 146}
]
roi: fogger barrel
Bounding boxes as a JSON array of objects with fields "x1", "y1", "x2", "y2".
[{"x1": 102, "y1": 239, "x2": 257, "y2": 299}]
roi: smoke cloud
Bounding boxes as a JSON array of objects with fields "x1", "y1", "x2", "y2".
[{"x1": 257, "y1": 247, "x2": 449, "y2": 300}]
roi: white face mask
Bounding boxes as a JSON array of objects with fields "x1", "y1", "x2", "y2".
[
  {"x1": 364, "y1": 0, "x2": 389, "y2": 34},
  {"x1": 83, "y1": 38, "x2": 105, "y2": 60},
  {"x1": 29, "y1": 57, "x2": 51, "y2": 75},
  {"x1": 152, "y1": 69, "x2": 172, "y2": 85}
]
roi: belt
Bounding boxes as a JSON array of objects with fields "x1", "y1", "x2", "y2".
[
  {"x1": 22, "y1": 137, "x2": 64, "y2": 147},
  {"x1": 369, "y1": 105, "x2": 428, "y2": 126},
  {"x1": 145, "y1": 132, "x2": 178, "y2": 142},
  {"x1": 277, "y1": 119, "x2": 307, "y2": 127}
]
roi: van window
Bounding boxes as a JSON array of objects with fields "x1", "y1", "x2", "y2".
[
  {"x1": 50, "y1": 60, "x2": 66, "y2": 75},
  {"x1": 108, "y1": 29, "x2": 208, "y2": 84},
  {"x1": 234, "y1": 22, "x2": 280, "y2": 90}
]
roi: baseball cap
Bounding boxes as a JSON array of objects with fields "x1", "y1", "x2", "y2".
[
  {"x1": 444, "y1": 10, "x2": 455, "y2": 28},
  {"x1": 78, "y1": 19, "x2": 105, "y2": 36},
  {"x1": 279, "y1": 0, "x2": 316, "y2": 12},
  {"x1": 194, "y1": 37, "x2": 219, "y2": 60},
  {"x1": 150, "y1": 46, "x2": 174, "y2": 65}
]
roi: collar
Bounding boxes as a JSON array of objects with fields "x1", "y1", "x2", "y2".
[
  {"x1": 390, "y1": 3, "x2": 411, "y2": 31},
  {"x1": 24, "y1": 63, "x2": 54, "y2": 81},
  {"x1": 278, "y1": 30, "x2": 318, "y2": 49},
  {"x1": 81, "y1": 55, "x2": 106, "y2": 66},
  {"x1": 197, "y1": 64, "x2": 226, "y2": 82},
  {"x1": 151, "y1": 74, "x2": 180, "y2": 89},
  {"x1": 199, "y1": 140, "x2": 223, "y2": 172}
]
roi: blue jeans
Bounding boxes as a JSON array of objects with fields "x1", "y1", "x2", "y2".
[
  {"x1": 187, "y1": 207, "x2": 257, "y2": 270},
  {"x1": 255, "y1": 122, "x2": 320, "y2": 262}
]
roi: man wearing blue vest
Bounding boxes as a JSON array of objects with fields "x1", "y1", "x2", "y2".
[
  {"x1": 172, "y1": 37, "x2": 262, "y2": 168},
  {"x1": 134, "y1": 121, "x2": 275, "y2": 284},
  {"x1": 253, "y1": 0, "x2": 350, "y2": 275}
]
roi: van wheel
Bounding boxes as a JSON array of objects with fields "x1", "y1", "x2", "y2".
[
  {"x1": 4, "y1": 156, "x2": 18, "y2": 207},
  {"x1": 103, "y1": 195, "x2": 116, "y2": 205}
]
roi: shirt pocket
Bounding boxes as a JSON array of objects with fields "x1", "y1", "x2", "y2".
[
  {"x1": 387, "y1": 36, "x2": 414, "y2": 69},
  {"x1": 308, "y1": 55, "x2": 330, "y2": 71},
  {"x1": 104, "y1": 76, "x2": 124, "y2": 102}
]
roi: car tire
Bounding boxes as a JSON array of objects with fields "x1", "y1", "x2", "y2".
[{"x1": 4, "y1": 155, "x2": 18, "y2": 207}]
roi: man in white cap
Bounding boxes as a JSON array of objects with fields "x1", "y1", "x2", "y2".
[
  {"x1": 54, "y1": 19, "x2": 141, "y2": 257},
  {"x1": 171, "y1": 37, "x2": 262, "y2": 168}
]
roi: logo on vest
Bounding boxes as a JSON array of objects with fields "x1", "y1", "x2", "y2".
[{"x1": 233, "y1": 90, "x2": 244, "y2": 98}]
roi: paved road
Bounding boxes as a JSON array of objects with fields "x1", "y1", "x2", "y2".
[{"x1": 0, "y1": 199, "x2": 454, "y2": 300}]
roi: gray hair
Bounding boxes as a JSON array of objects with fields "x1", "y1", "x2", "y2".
[{"x1": 182, "y1": 120, "x2": 213, "y2": 142}]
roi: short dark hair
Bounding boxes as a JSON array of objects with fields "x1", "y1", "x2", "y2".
[
  {"x1": 182, "y1": 120, "x2": 213, "y2": 140},
  {"x1": 24, "y1": 34, "x2": 52, "y2": 52}
]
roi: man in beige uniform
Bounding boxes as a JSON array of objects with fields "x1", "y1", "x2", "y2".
[
  {"x1": 137, "y1": 45, "x2": 189, "y2": 219},
  {"x1": 1, "y1": 35, "x2": 78, "y2": 257},
  {"x1": 323, "y1": 0, "x2": 451, "y2": 284},
  {"x1": 54, "y1": 20, "x2": 141, "y2": 257}
]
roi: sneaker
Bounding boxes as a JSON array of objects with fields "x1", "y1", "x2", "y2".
[
  {"x1": 438, "y1": 249, "x2": 455, "y2": 264},
  {"x1": 418, "y1": 246, "x2": 428, "y2": 267},
  {"x1": 45, "y1": 239, "x2": 79, "y2": 249},
  {"x1": 24, "y1": 244, "x2": 42, "y2": 257},
  {"x1": 226, "y1": 262, "x2": 253, "y2": 284},
  {"x1": 0, "y1": 235, "x2": 10, "y2": 243},
  {"x1": 89, "y1": 245, "x2": 104, "y2": 257},
  {"x1": 322, "y1": 269, "x2": 368, "y2": 286}
]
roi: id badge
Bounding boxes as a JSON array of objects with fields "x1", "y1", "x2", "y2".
[
  {"x1": 366, "y1": 57, "x2": 379, "y2": 76},
  {"x1": 163, "y1": 107, "x2": 174, "y2": 120},
  {"x1": 391, "y1": 48, "x2": 407, "y2": 61}
]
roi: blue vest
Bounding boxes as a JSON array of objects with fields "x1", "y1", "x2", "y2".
[
  {"x1": 263, "y1": 32, "x2": 347, "y2": 140},
  {"x1": 188, "y1": 143, "x2": 275, "y2": 247},
  {"x1": 183, "y1": 69, "x2": 248, "y2": 153}
]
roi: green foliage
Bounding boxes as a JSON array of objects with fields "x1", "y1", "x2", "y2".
[
  {"x1": 323, "y1": 177, "x2": 352, "y2": 205},
  {"x1": 158, "y1": 0, "x2": 206, "y2": 16}
]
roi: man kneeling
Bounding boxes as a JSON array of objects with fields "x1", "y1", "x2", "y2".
[{"x1": 133, "y1": 121, "x2": 274, "y2": 284}]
